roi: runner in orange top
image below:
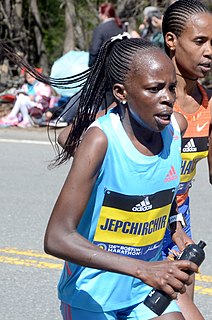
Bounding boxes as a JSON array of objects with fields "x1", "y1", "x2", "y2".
[
  {"x1": 175, "y1": 82, "x2": 211, "y2": 207},
  {"x1": 162, "y1": 1, "x2": 212, "y2": 319}
]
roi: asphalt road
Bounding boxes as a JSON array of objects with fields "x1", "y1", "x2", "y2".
[{"x1": 0, "y1": 126, "x2": 211, "y2": 319}]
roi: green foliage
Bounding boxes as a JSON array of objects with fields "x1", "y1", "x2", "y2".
[
  {"x1": 38, "y1": 0, "x2": 65, "y2": 65},
  {"x1": 2, "y1": 0, "x2": 211, "y2": 80},
  {"x1": 75, "y1": 1, "x2": 98, "y2": 50}
]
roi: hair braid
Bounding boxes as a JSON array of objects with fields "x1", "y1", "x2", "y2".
[
  {"x1": 57, "y1": 37, "x2": 157, "y2": 164},
  {"x1": 0, "y1": 36, "x2": 158, "y2": 165},
  {"x1": 162, "y1": 0, "x2": 210, "y2": 55},
  {"x1": 0, "y1": 41, "x2": 90, "y2": 89},
  {"x1": 107, "y1": 37, "x2": 156, "y2": 87}
]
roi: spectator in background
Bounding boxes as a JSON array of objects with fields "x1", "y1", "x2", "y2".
[
  {"x1": 41, "y1": 93, "x2": 81, "y2": 128},
  {"x1": 139, "y1": 6, "x2": 159, "y2": 40},
  {"x1": 88, "y1": 2, "x2": 124, "y2": 68},
  {"x1": 0, "y1": 70, "x2": 51, "y2": 128},
  {"x1": 45, "y1": 50, "x2": 89, "y2": 128},
  {"x1": 147, "y1": 10, "x2": 164, "y2": 49},
  {"x1": 131, "y1": 6, "x2": 164, "y2": 49},
  {"x1": 88, "y1": 2, "x2": 124, "y2": 110}
]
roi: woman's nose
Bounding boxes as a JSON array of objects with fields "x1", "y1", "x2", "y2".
[
  {"x1": 204, "y1": 40, "x2": 212, "y2": 57},
  {"x1": 162, "y1": 90, "x2": 175, "y2": 107}
]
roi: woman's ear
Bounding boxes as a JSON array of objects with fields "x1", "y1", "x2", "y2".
[
  {"x1": 165, "y1": 32, "x2": 177, "y2": 52},
  {"x1": 113, "y1": 84, "x2": 127, "y2": 103}
]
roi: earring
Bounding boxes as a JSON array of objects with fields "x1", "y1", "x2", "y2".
[{"x1": 122, "y1": 100, "x2": 127, "y2": 105}]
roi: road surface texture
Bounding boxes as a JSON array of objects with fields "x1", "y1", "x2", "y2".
[{"x1": 0, "y1": 126, "x2": 211, "y2": 319}]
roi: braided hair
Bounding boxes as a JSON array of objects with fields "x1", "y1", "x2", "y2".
[
  {"x1": 0, "y1": 36, "x2": 159, "y2": 164},
  {"x1": 162, "y1": 0, "x2": 210, "y2": 55},
  {"x1": 58, "y1": 36, "x2": 159, "y2": 164}
]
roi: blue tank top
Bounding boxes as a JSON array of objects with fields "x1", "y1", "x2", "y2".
[{"x1": 58, "y1": 107, "x2": 182, "y2": 312}]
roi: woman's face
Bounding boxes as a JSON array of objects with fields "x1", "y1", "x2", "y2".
[
  {"x1": 124, "y1": 50, "x2": 177, "y2": 132},
  {"x1": 174, "y1": 13, "x2": 212, "y2": 79},
  {"x1": 25, "y1": 73, "x2": 36, "y2": 85}
]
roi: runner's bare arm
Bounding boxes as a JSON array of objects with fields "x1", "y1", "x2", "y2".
[
  {"x1": 45, "y1": 126, "x2": 197, "y2": 300},
  {"x1": 173, "y1": 111, "x2": 188, "y2": 137},
  {"x1": 169, "y1": 198, "x2": 194, "y2": 253},
  {"x1": 57, "y1": 102, "x2": 116, "y2": 147},
  {"x1": 57, "y1": 124, "x2": 72, "y2": 147}
]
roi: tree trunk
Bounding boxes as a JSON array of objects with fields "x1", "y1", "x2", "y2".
[
  {"x1": 29, "y1": 0, "x2": 49, "y2": 73},
  {"x1": 63, "y1": 0, "x2": 76, "y2": 54},
  {"x1": 0, "y1": 0, "x2": 27, "y2": 84}
]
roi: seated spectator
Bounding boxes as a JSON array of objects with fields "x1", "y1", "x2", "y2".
[
  {"x1": 39, "y1": 95, "x2": 69, "y2": 128},
  {"x1": 41, "y1": 92, "x2": 81, "y2": 128},
  {"x1": 0, "y1": 70, "x2": 51, "y2": 128}
]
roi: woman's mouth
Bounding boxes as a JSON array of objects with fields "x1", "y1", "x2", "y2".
[
  {"x1": 199, "y1": 62, "x2": 211, "y2": 74},
  {"x1": 155, "y1": 114, "x2": 171, "y2": 127}
]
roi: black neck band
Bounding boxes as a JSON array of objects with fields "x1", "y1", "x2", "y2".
[{"x1": 176, "y1": 73, "x2": 198, "y2": 81}]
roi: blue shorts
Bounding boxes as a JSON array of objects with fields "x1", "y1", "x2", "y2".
[
  {"x1": 60, "y1": 300, "x2": 181, "y2": 320},
  {"x1": 162, "y1": 197, "x2": 191, "y2": 259}
]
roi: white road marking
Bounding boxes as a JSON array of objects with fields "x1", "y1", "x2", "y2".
[{"x1": 0, "y1": 138, "x2": 51, "y2": 145}]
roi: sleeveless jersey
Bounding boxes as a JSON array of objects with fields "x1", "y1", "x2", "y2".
[
  {"x1": 58, "y1": 108, "x2": 182, "y2": 312},
  {"x1": 174, "y1": 83, "x2": 210, "y2": 208}
]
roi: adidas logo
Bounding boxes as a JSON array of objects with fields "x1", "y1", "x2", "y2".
[
  {"x1": 182, "y1": 139, "x2": 197, "y2": 152},
  {"x1": 164, "y1": 166, "x2": 178, "y2": 182},
  {"x1": 132, "y1": 196, "x2": 152, "y2": 212}
]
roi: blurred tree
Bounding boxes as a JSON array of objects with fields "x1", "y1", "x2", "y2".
[
  {"x1": 0, "y1": 0, "x2": 211, "y2": 87},
  {"x1": 29, "y1": 0, "x2": 49, "y2": 73}
]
